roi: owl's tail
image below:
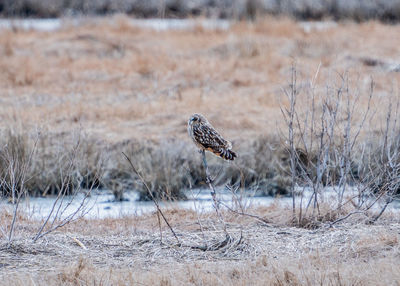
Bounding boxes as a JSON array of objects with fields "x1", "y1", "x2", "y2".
[{"x1": 217, "y1": 148, "x2": 237, "y2": 161}]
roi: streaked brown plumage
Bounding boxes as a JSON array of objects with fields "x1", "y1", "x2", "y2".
[{"x1": 188, "y1": 113, "x2": 237, "y2": 160}]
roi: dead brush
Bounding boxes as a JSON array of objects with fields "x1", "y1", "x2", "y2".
[
  {"x1": 357, "y1": 100, "x2": 400, "y2": 223},
  {"x1": 241, "y1": 199, "x2": 357, "y2": 229},
  {"x1": 0, "y1": 128, "x2": 103, "y2": 243},
  {"x1": 121, "y1": 149, "x2": 246, "y2": 252},
  {"x1": 0, "y1": 129, "x2": 31, "y2": 200},
  {"x1": 216, "y1": 136, "x2": 290, "y2": 195},
  {"x1": 279, "y1": 64, "x2": 399, "y2": 227},
  {"x1": 113, "y1": 138, "x2": 282, "y2": 201},
  {"x1": 0, "y1": 127, "x2": 290, "y2": 203},
  {"x1": 117, "y1": 139, "x2": 195, "y2": 200},
  {"x1": 0, "y1": 128, "x2": 105, "y2": 197}
]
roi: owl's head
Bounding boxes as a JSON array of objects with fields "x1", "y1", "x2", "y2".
[{"x1": 189, "y1": 113, "x2": 207, "y2": 125}]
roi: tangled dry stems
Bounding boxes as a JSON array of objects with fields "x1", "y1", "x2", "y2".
[
  {"x1": 1, "y1": 205, "x2": 400, "y2": 285},
  {"x1": 0, "y1": 129, "x2": 291, "y2": 200}
]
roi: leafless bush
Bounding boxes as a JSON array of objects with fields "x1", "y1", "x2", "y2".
[
  {"x1": 113, "y1": 138, "x2": 284, "y2": 201},
  {"x1": 0, "y1": 128, "x2": 284, "y2": 204},
  {"x1": 114, "y1": 140, "x2": 195, "y2": 200},
  {"x1": 0, "y1": 128, "x2": 103, "y2": 243},
  {"x1": 0, "y1": 130, "x2": 39, "y2": 243},
  {"x1": 280, "y1": 65, "x2": 397, "y2": 226},
  {"x1": 0, "y1": 129, "x2": 104, "y2": 197},
  {"x1": 358, "y1": 97, "x2": 400, "y2": 223},
  {"x1": 32, "y1": 133, "x2": 103, "y2": 242}
]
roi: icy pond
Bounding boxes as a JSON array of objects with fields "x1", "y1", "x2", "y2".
[
  {"x1": 0, "y1": 18, "x2": 232, "y2": 31},
  {"x1": 0, "y1": 17, "x2": 337, "y2": 33},
  {"x1": 2, "y1": 189, "x2": 292, "y2": 219},
  {"x1": 1, "y1": 188, "x2": 399, "y2": 220}
]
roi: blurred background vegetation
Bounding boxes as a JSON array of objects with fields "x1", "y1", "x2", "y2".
[{"x1": 1, "y1": 0, "x2": 400, "y2": 22}]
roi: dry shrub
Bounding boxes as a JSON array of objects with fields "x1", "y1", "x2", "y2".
[
  {"x1": 114, "y1": 139, "x2": 195, "y2": 200},
  {"x1": 279, "y1": 65, "x2": 400, "y2": 226},
  {"x1": 103, "y1": 136, "x2": 292, "y2": 201},
  {"x1": 0, "y1": 126, "x2": 290, "y2": 202},
  {"x1": 249, "y1": 199, "x2": 355, "y2": 229},
  {"x1": 0, "y1": 128, "x2": 104, "y2": 197}
]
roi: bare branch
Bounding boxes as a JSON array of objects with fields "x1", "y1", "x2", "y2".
[{"x1": 122, "y1": 152, "x2": 180, "y2": 245}]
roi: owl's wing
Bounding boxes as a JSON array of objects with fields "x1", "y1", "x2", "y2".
[{"x1": 193, "y1": 123, "x2": 228, "y2": 150}]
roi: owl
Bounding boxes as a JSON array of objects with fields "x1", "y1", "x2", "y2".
[{"x1": 188, "y1": 113, "x2": 237, "y2": 160}]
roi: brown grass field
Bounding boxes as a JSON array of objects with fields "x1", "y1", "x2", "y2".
[
  {"x1": 1, "y1": 16, "x2": 400, "y2": 284},
  {"x1": 1, "y1": 16, "x2": 399, "y2": 143},
  {"x1": 1, "y1": 205, "x2": 400, "y2": 285}
]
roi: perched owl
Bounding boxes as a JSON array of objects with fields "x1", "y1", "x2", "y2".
[{"x1": 188, "y1": 113, "x2": 237, "y2": 160}]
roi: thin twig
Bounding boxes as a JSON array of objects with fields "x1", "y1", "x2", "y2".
[
  {"x1": 122, "y1": 152, "x2": 180, "y2": 245},
  {"x1": 218, "y1": 200, "x2": 272, "y2": 227},
  {"x1": 8, "y1": 134, "x2": 39, "y2": 244},
  {"x1": 329, "y1": 210, "x2": 366, "y2": 227},
  {"x1": 368, "y1": 198, "x2": 392, "y2": 224}
]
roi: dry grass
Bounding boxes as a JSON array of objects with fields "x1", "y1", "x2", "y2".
[
  {"x1": 0, "y1": 129, "x2": 289, "y2": 199},
  {"x1": 1, "y1": 16, "x2": 398, "y2": 143},
  {"x1": 9, "y1": 257, "x2": 400, "y2": 286},
  {"x1": 1, "y1": 205, "x2": 400, "y2": 285},
  {"x1": 1, "y1": 16, "x2": 400, "y2": 198}
]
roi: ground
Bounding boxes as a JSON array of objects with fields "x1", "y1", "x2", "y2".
[{"x1": 1, "y1": 207, "x2": 400, "y2": 285}]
